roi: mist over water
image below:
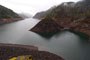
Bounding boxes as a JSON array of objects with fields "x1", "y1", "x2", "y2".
[{"x1": 0, "y1": 18, "x2": 90, "y2": 60}]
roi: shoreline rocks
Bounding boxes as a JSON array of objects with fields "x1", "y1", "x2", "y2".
[
  {"x1": 0, "y1": 43, "x2": 38, "y2": 50},
  {"x1": 0, "y1": 18, "x2": 24, "y2": 24},
  {"x1": 30, "y1": 18, "x2": 64, "y2": 33},
  {"x1": 30, "y1": 17, "x2": 90, "y2": 40},
  {"x1": 0, "y1": 43, "x2": 64, "y2": 60}
]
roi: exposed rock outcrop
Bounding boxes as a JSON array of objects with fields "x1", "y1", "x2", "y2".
[
  {"x1": 70, "y1": 17, "x2": 90, "y2": 37},
  {"x1": 30, "y1": 17, "x2": 90, "y2": 40},
  {"x1": 30, "y1": 18, "x2": 64, "y2": 33}
]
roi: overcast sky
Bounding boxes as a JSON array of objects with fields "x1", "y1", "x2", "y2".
[{"x1": 0, "y1": 0, "x2": 80, "y2": 15}]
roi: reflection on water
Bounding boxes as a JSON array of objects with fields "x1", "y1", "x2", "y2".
[
  {"x1": 34, "y1": 32, "x2": 58, "y2": 39},
  {"x1": 0, "y1": 18, "x2": 90, "y2": 60},
  {"x1": 70, "y1": 30, "x2": 89, "y2": 40}
]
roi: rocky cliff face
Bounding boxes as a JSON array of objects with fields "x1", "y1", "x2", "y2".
[{"x1": 70, "y1": 17, "x2": 90, "y2": 37}]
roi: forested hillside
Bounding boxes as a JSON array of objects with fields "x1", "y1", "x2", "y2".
[
  {"x1": 31, "y1": 0, "x2": 90, "y2": 40},
  {"x1": 0, "y1": 5, "x2": 20, "y2": 19},
  {"x1": 0, "y1": 5, "x2": 23, "y2": 24}
]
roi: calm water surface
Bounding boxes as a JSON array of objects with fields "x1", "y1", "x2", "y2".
[{"x1": 0, "y1": 18, "x2": 90, "y2": 60}]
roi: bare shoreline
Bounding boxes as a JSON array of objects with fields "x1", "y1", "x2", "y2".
[
  {"x1": 0, "y1": 43, "x2": 64, "y2": 60},
  {"x1": 0, "y1": 18, "x2": 24, "y2": 24}
]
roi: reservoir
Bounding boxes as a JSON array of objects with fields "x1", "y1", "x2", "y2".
[{"x1": 0, "y1": 18, "x2": 90, "y2": 60}]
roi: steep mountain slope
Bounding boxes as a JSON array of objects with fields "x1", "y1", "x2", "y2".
[
  {"x1": 0, "y1": 5, "x2": 23, "y2": 24},
  {"x1": 0, "y1": 5, "x2": 20, "y2": 19},
  {"x1": 33, "y1": 6, "x2": 56, "y2": 19},
  {"x1": 31, "y1": 1, "x2": 90, "y2": 40}
]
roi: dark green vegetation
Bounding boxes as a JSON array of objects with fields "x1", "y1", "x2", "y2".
[
  {"x1": 34, "y1": 0, "x2": 90, "y2": 19},
  {"x1": 0, "y1": 5, "x2": 23, "y2": 24},
  {"x1": 31, "y1": 0, "x2": 90, "y2": 40},
  {"x1": 45, "y1": 1, "x2": 90, "y2": 19},
  {"x1": 0, "y1": 5, "x2": 20, "y2": 19}
]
